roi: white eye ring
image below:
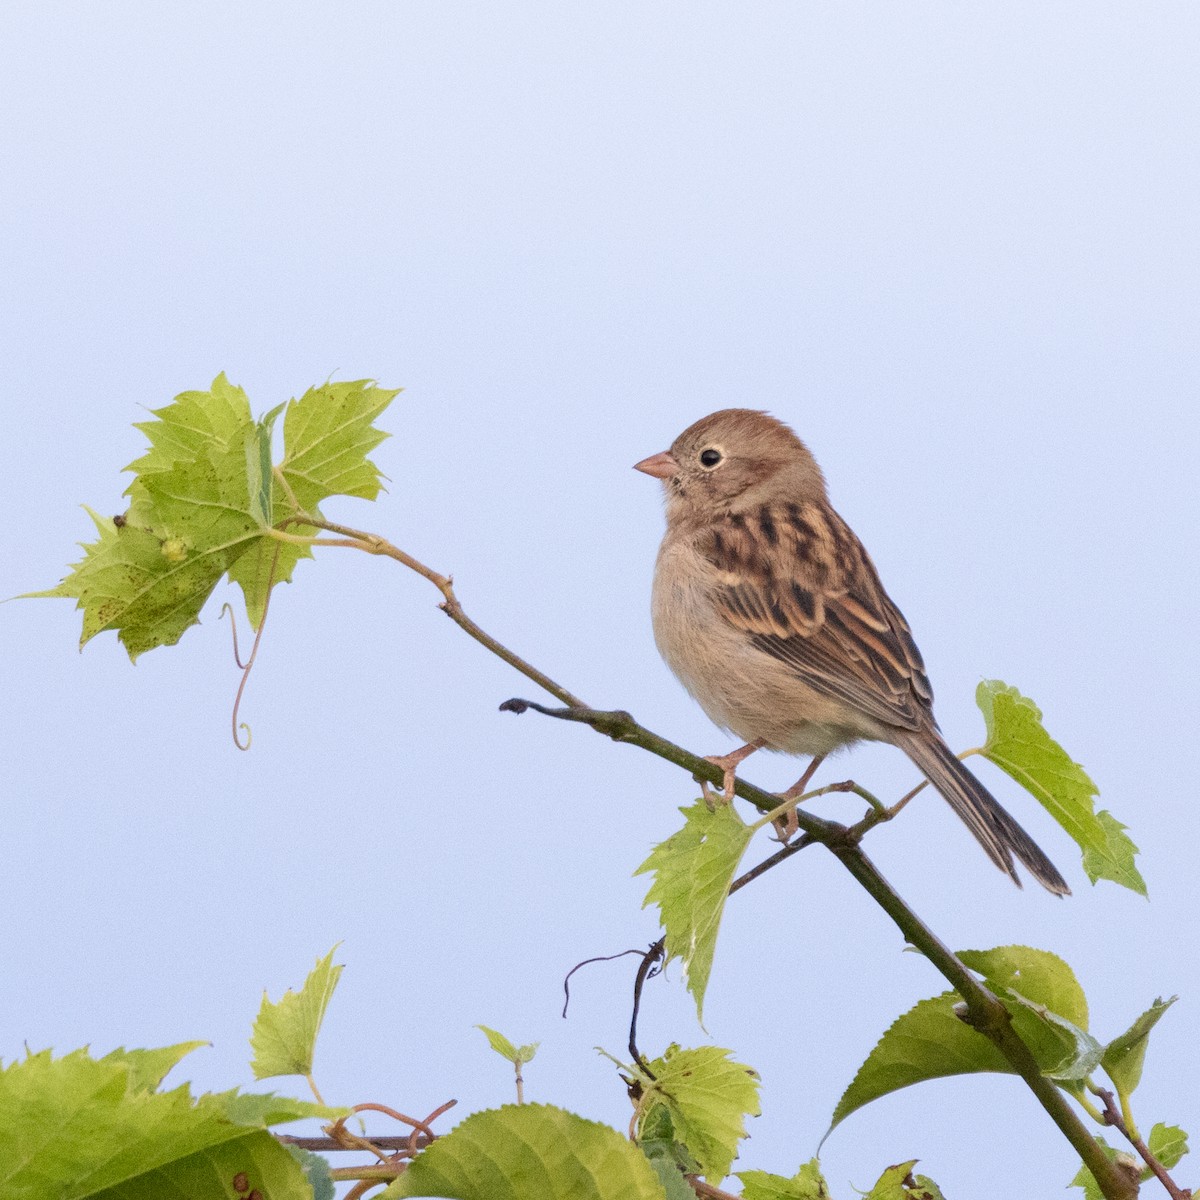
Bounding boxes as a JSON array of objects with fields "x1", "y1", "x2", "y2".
[{"x1": 699, "y1": 447, "x2": 723, "y2": 468}]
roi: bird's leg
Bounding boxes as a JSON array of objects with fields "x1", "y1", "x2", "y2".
[
  {"x1": 772, "y1": 754, "x2": 828, "y2": 840},
  {"x1": 701, "y1": 740, "x2": 766, "y2": 804}
]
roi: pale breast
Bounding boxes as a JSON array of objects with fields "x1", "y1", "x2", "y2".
[{"x1": 651, "y1": 534, "x2": 883, "y2": 756}]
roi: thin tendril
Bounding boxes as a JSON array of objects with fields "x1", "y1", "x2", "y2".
[
  {"x1": 219, "y1": 603, "x2": 248, "y2": 670},
  {"x1": 230, "y1": 542, "x2": 283, "y2": 751},
  {"x1": 561, "y1": 949, "x2": 648, "y2": 1018}
]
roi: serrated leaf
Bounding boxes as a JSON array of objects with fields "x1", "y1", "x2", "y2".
[
  {"x1": 976, "y1": 680, "x2": 1145, "y2": 894},
  {"x1": 475, "y1": 1025, "x2": 520, "y2": 1062},
  {"x1": 998, "y1": 988, "x2": 1103, "y2": 1082},
  {"x1": 210, "y1": 1089, "x2": 342, "y2": 1126},
  {"x1": 384, "y1": 1104, "x2": 669, "y2": 1200},
  {"x1": 957, "y1": 945, "x2": 1089, "y2": 1029},
  {"x1": 0, "y1": 1047, "x2": 336, "y2": 1200},
  {"x1": 280, "y1": 379, "x2": 395, "y2": 507},
  {"x1": 738, "y1": 1158, "x2": 830, "y2": 1199},
  {"x1": 636, "y1": 800, "x2": 753, "y2": 1022},
  {"x1": 475, "y1": 1026, "x2": 537, "y2": 1065},
  {"x1": 638, "y1": 1044, "x2": 761, "y2": 1182},
  {"x1": 1080, "y1": 811, "x2": 1144, "y2": 896},
  {"x1": 131, "y1": 382, "x2": 273, "y2": 552},
  {"x1": 284, "y1": 1143, "x2": 336, "y2": 1200},
  {"x1": 229, "y1": 379, "x2": 397, "y2": 628},
  {"x1": 248, "y1": 409, "x2": 279, "y2": 528},
  {"x1": 28, "y1": 507, "x2": 238, "y2": 660},
  {"x1": 831, "y1": 945, "x2": 1090, "y2": 1132},
  {"x1": 127, "y1": 375, "x2": 255, "y2": 468},
  {"x1": 1146, "y1": 1123, "x2": 1188, "y2": 1171},
  {"x1": 98, "y1": 1042, "x2": 208, "y2": 1094},
  {"x1": 637, "y1": 1103, "x2": 702, "y2": 1178},
  {"x1": 641, "y1": 1140, "x2": 696, "y2": 1200},
  {"x1": 862, "y1": 1162, "x2": 944, "y2": 1199},
  {"x1": 1102, "y1": 996, "x2": 1177, "y2": 1098},
  {"x1": 32, "y1": 377, "x2": 267, "y2": 658},
  {"x1": 34, "y1": 374, "x2": 401, "y2": 648},
  {"x1": 250, "y1": 947, "x2": 343, "y2": 1080},
  {"x1": 830, "y1": 993, "x2": 1009, "y2": 1132},
  {"x1": 959, "y1": 947, "x2": 1099, "y2": 1083}
]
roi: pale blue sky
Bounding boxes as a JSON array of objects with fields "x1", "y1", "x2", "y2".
[{"x1": 2, "y1": 4, "x2": 1198, "y2": 1196}]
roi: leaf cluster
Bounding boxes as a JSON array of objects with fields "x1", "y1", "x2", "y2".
[
  {"x1": 30, "y1": 375, "x2": 397, "y2": 657},
  {"x1": 0, "y1": 1043, "x2": 342, "y2": 1199}
]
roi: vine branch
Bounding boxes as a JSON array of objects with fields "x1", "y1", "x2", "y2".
[
  {"x1": 1095, "y1": 1087, "x2": 1189, "y2": 1199},
  {"x1": 274, "y1": 514, "x2": 1137, "y2": 1200}
]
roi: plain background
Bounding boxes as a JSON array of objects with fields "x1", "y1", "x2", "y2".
[{"x1": 2, "y1": 4, "x2": 1198, "y2": 1196}]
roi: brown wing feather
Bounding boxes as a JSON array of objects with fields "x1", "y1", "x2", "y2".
[{"x1": 703, "y1": 500, "x2": 932, "y2": 733}]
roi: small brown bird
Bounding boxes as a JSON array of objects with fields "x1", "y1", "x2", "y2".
[{"x1": 636, "y1": 409, "x2": 1069, "y2": 895}]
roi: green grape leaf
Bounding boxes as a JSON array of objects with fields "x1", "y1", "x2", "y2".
[
  {"x1": 1146, "y1": 1123, "x2": 1188, "y2": 1171},
  {"x1": 475, "y1": 1025, "x2": 518, "y2": 1061},
  {"x1": 230, "y1": 379, "x2": 398, "y2": 627},
  {"x1": 211, "y1": 1089, "x2": 341, "y2": 1126},
  {"x1": 98, "y1": 1042, "x2": 208, "y2": 1094},
  {"x1": 864, "y1": 1161, "x2": 944, "y2": 1199},
  {"x1": 126, "y1": 374, "x2": 255, "y2": 470},
  {"x1": 284, "y1": 1143, "x2": 336, "y2": 1200},
  {"x1": 909, "y1": 1177, "x2": 945, "y2": 1200},
  {"x1": 279, "y1": 379, "x2": 395, "y2": 507},
  {"x1": 640, "y1": 1138, "x2": 696, "y2": 1200},
  {"x1": 638, "y1": 1044, "x2": 761, "y2": 1182},
  {"x1": 34, "y1": 375, "x2": 266, "y2": 657},
  {"x1": 1101, "y1": 996, "x2": 1177, "y2": 1097},
  {"x1": 738, "y1": 1158, "x2": 831, "y2": 1199},
  {"x1": 384, "y1": 1104, "x2": 669, "y2": 1199},
  {"x1": 475, "y1": 1026, "x2": 538, "y2": 1065},
  {"x1": 28, "y1": 507, "x2": 238, "y2": 660},
  {"x1": 225, "y1": 404, "x2": 293, "y2": 627},
  {"x1": 0, "y1": 1047, "x2": 338, "y2": 1200},
  {"x1": 976, "y1": 680, "x2": 1145, "y2": 894},
  {"x1": 250, "y1": 946, "x2": 343, "y2": 1080},
  {"x1": 636, "y1": 800, "x2": 753, "y2": 1022},
  {"x1": 636, "y1": 1102, "x2": 701, "y2": 1181},
  {"x1": 831, "y1": 945, "x2": 1090, "y2": 1132},
  {"x1": 32, "y1": 374, "x2": 401, "y2": 650}
]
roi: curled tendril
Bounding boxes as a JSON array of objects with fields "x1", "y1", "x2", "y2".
[
  {"x1": 561, "y1": 948, "x2": 648, "y2": 1018},
  {"x1": 222, "y1": 543, "x2": 283, "y2": 751}
]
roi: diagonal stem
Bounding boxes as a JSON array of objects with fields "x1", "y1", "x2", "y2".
[
  {"x1": 1095, "y1": 1086, "x2": 1187, "y2": 1198},
  {"x1": 280, "y1": 515, "x2": 584, "y2": 708},
  {"x1": 282, "y1": 520, "x2": 1137, "y2": 1200}
]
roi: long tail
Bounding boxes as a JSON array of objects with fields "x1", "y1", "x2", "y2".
[{"x1": 894, "y1": 730, "x2": 1070, "y2": 896}]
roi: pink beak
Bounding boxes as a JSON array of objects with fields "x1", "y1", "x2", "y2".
[{"x1": 633, "y1": 450, "x2": 679, "y2": 480}]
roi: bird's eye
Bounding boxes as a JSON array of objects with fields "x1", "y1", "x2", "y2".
[{"x1": 699, "y1": 448, "x2": 722, "y2": 468}]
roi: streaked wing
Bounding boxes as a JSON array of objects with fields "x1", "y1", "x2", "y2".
[{"x1": 703, "y1": 500, "x2": 932, "y2": 732}]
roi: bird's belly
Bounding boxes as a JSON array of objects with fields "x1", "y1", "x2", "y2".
[{"x1": 651, "y1": 550, "x2": 882, "y2": 757}]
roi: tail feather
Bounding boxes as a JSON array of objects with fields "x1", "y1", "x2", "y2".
[{"x1": 896, "y1": 730, "x2": 1070, "y2": 896}]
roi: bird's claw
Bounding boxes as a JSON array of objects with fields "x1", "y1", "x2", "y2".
[
  {"x1": 700, "y1": 756, "x2": 739, "y2": 806},
  {"x1": 770, "y1": 808, "x2": 800, "y2": 843}
]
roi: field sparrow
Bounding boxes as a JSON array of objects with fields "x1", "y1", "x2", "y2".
[{"x1": 636, "y1": 409, "x2": 1068, "y2": 895}]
